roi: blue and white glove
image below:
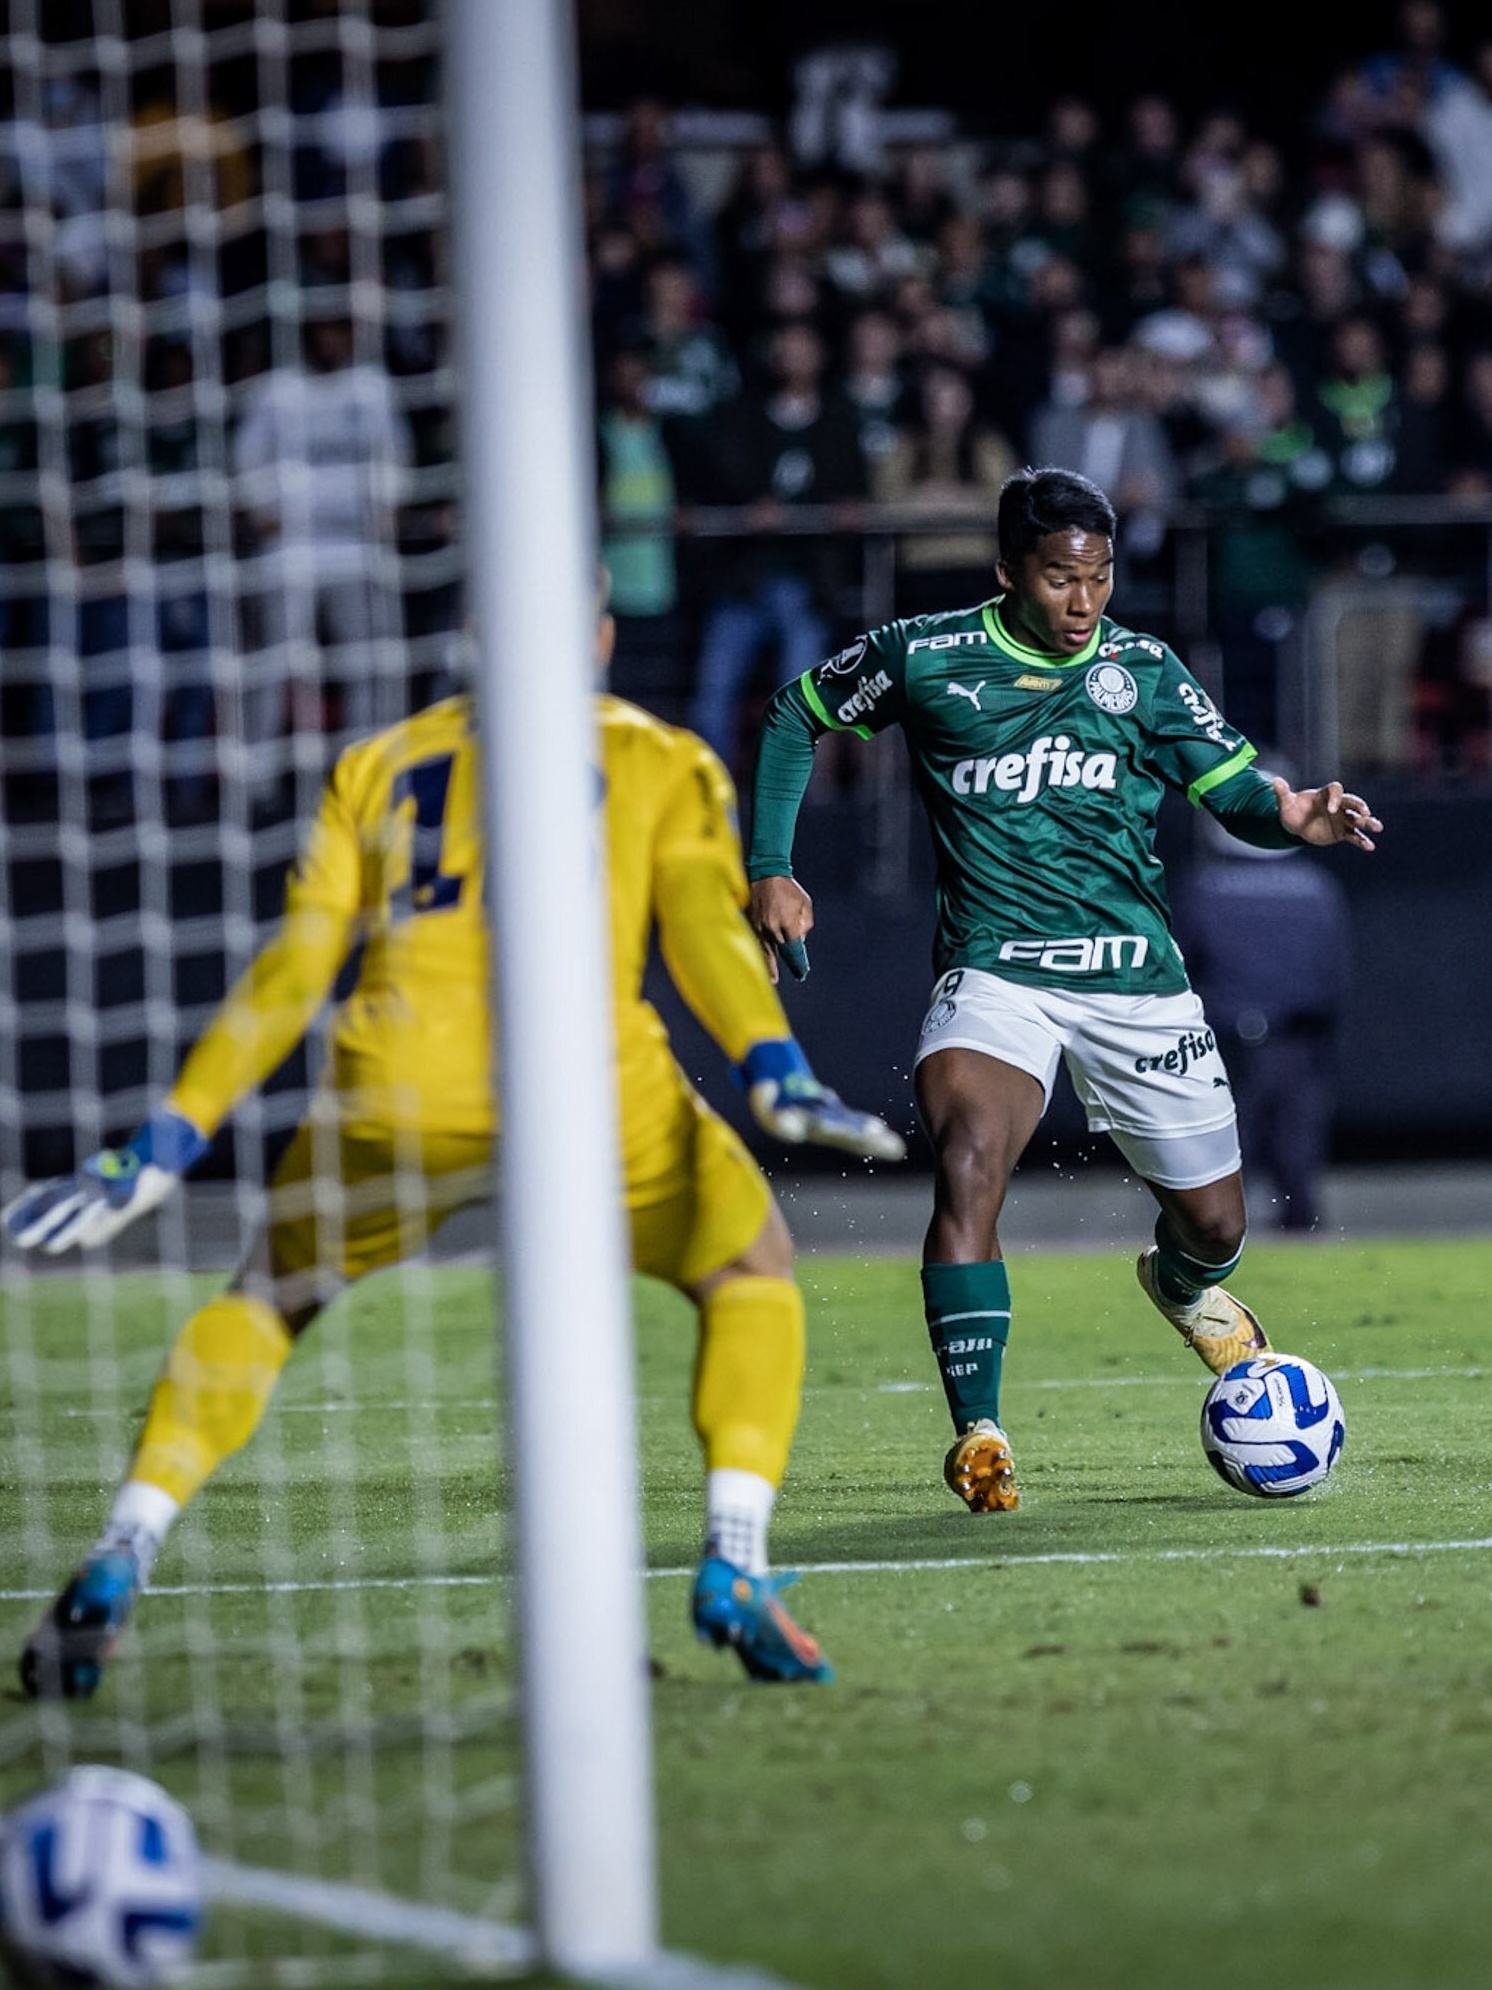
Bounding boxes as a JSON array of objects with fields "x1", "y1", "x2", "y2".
[
  {"x1": 2, "y1": 1109, "x2": 209, "y2": 1254},
  {"x1": 739, "y1": 1041, "x2": 906, "y2": 1163}
]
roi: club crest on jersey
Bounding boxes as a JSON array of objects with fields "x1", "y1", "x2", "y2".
[
  {"x1": 819, "y1": 636, "x2": 869, "y2": 679},
  {"x1": 1086, "y1": 660, "x2": 1138, "y2": 714}
]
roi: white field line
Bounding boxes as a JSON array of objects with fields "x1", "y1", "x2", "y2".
[
  {"x1": 203, "y1": 1858, "x2": 809, "y2": 1990},
  {"x1": 5, "y1": 1535, "x2": 1492, "y2": 1608},
  {"x1": 39, "y1": 1364, "x2": 1488, "y2": 1420}
]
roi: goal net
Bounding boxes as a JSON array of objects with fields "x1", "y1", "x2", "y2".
[{"x1": 0, "y1": 1, "x2": 540, "y2": 1978}]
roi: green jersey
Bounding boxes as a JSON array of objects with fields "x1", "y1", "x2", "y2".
[{"x1": 749, "y1": 597, "x2": 1294, "y2": 996}]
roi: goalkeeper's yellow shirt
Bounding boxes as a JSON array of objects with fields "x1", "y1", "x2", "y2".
[{"x1": 166, "y1": 692, "x2": 791, "y2": 1149}]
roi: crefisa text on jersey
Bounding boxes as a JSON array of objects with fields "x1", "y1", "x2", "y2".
[{"x1": 951, "y1": 734, "x2": 1118, "y2": 802}]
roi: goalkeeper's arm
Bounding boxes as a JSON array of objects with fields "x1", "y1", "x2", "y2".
[
  {"x1": 652, "y1": 760, "x2": 904, "y2": 1164},
  {"x1": 4, "y1": 897, "x2": 357, "y2": 1255}
]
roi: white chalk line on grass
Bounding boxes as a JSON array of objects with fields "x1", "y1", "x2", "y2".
[
  {"x1": 5, "y1": 1535, "x2": 1492, "y2": 1608},
  {"x1": 202, "y1": 1857, "x2": 809, "y2": 1990},
  {"x1": 36, "y1": 1364, "x2": 1488, "y2": 1420}
]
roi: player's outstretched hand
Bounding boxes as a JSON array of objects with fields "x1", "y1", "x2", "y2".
[
  {"x1": 3, "y1": 1109, "x2": 209, "y2": 1254},
  {"x1": 1273, "y1": 777, "x2": 1382, "y2": 852},
  {"x1": 739, "y1": 1041, "x2": 906, "y2": 1163}
]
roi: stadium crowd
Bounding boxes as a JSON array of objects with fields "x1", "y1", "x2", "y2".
[
  {"x1": 4, "y1": 0, "x2": 1492, "y2": 827},
  {"x1": 589, "y1": 3, "x2": 1492, "y2": 785}
]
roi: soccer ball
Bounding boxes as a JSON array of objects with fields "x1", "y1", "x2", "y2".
[
  {"x1": 0, "y1": 1766, "x2": 203, "y2": 1987},
  {"x1": 1200, "y1": 1352, "x2": 1346, "y2": 1498}
]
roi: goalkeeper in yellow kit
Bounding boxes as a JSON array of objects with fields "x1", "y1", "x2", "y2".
[{"x1": 4, "y1": 587, "x2": 904, "y2": 1697}]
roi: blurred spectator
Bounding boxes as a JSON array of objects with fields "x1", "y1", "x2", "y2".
[
  {"x1": 713, "y1": 137, "x2": 803, "y2": 343},
  {"x1": 625, "y1": 257, "x2": 740, "y2": 423},
  {"x1": 872, "y1": 361, "x2": 1017, "y2": 618},
  {"x1": 929, "y1": 211, "x2": 999, "y2": 370},
  {"x1": 231, "y1": 314, "x2": 412, "y2": 789},
  {"x1": 1391, "y1": 338, "x2": 1454, "y2": 494},
  {"x1": 1172, "y1": 779, "x2": 1352, "y2": 1233},
  {"x1": 742, "y1": 248, "x2": 830, "y2": 385},
  {"x1": 1042, "y1": 94, "x2": 1104, "y2": 176},
  {"x1": 601, "y1": 97, "x2": 714, "y2": 292},
  {"x1": 884, "y1": 143, "x2": 961, "y2": 260},
  {"x1": 1186, "y1": 361, "x2": 1333, "y2": 745},
  {"x1": 1029, "y1": 341, "x2": 1179, "y2": 567},
  {"x1": 1164, "y1": 144, "x2": 1287, "y2": 311},
  {"x1": 1308, "y1": 311, "x2": 1401, "y2": 493},
  {"x1": 1043, "y1": 303, "x2": 1103, "y2": 414},
  {"x1": 983, "y1": 249, "x2": 1091, "y2": 452},
  {"x1": 1098, "y1": 195, "x2": 1174, "y2": 343},
  {"x1": 822, "y1": 183, "x2": 921, "y2": 316},
  {"x1": 680, "y1": 317, "x2": 867, "y2": 776},
  {"x1": 595, "y1": 343, "x2": 686, "y2": 718},
  {"x1": 1100, "y1": 92, "x2": 1186, "y2": 233},
  {"x1": 1447, "y1": 347, "x2": 1492, "y2": 493},
  {"x1": 1269, "y1": 233, "x2": 1368, "y2": 407},
  {"x1": 1352, "y1": 127, "x2": 1445, "y2": 299},
  {"x1": 971, "y1": 161, "x2": 1042, "y2": 318},
  {"x1": 1341, "y1": 0, "x2": 1466, "y2": 140},
  {"x1": 841, "y1": 306, "x2": 910, "y2": 471},
  {"x1": 1424, "y1": 37, "x2": 1492, "y2": 258},
  {"x1": 1027, "y1": 159, "x2": 1103, "y2": 281}
]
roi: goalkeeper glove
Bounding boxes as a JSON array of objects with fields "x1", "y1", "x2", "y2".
[
  {"x1": 739, "y1": 1040, "x2": 906, "y2": 1163},
  {"x1": 2, "y1": 1109, "x2": 209, "y2": 1255}
]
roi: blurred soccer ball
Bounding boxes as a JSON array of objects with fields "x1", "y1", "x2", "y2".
[
  {"x1": 1200, "y1": 1353, "x2": 1346, "y2": 1498},
  {"x1": 0, "y1": 1766, "x2": 203, "y2": 1987}
]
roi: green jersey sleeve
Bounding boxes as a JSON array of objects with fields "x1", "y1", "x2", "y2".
[
  {"x1": 798, "y1": 626, "x2": 909, "y2": 738},
  {"x1": 747, "y1": 628, "x2": 909, "y2": 880},
  {"x1": 1143, "y1": 648, "x2": 1261, "y2": 807}
]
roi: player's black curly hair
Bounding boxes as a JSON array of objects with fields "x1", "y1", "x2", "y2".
[{"x1": 996, "y1": 466, "x2": 1117, "y2": 563}]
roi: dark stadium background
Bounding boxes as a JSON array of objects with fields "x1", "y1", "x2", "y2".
[
  {"x1": 578, "y1": 0, "x2": 1492, "y2": 1176},
  {"x1": 577, "y1": 0, "x2": 1357, "y2": 141}
]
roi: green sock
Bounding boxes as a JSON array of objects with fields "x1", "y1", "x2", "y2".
[
  {"x1": 922, "y1": 1260, "x2": 1011, "y2": 1434},
  {"x1": 1152, "y1": 1215, "x2": 1245, "y2": 1305}
]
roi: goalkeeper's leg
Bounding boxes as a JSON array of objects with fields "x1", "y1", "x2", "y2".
[
  {"x1": 22, "y1": 1117, "x2": 492, "y2": 1699},
  {"x1": 21, "y1": 1285, "x2": 299, "y2": 1700},
  {"x1": 629, "y1": 1089, "x2": 831, "y2": 1682}
]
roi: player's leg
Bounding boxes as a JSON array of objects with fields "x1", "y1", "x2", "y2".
[
  {"x1": 628, "y1": 1080, "x2": 829, "y2": 1682},
  {"x1": 914, "y1": 970, "x2": 1058, "y2": 1513},
  {"x1": 1060, "y1": 986, "x2": 1271, "y2": 1375}
]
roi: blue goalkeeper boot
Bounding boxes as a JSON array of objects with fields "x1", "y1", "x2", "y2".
[
  {"x1": 690, "y1": 1556, "x2": 834, "y2": 1684},
  {"x1": 20, "y1": 1547, "x2": 143, "y2": 1700}
]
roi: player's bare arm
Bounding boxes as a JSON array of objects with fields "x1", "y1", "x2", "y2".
[
  {"x1": 1271, "y1": 777, "x2": 1382, "y2": 852},
  {"x1": 748, "y1": 875, "x2": 813, "y2": 985}
]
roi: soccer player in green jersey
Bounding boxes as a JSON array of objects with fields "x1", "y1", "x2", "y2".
[{"x1": 746, "y1": 466, "x2": 1381, "y2": 1513}]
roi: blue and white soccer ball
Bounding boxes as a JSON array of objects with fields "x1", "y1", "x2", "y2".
[
  {"x1": 1200, "y1": 1352, "x2": 1346, "y2": 1498},
  {"x1": 0, "y1": 1766, "x2": 203, "y2": 1987}
]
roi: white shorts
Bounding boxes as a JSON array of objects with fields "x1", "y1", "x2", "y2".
[{"x1": 914, "y1": 967, "x2": 1241, "y2": 1190}]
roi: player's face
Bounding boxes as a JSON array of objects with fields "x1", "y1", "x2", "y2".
[{"x1": 997, "y1": 529, "x2": 1114, "y2": 656}]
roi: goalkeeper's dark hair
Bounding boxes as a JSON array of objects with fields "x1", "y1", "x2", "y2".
[{"x1": 996, "y1": 466, "x2": 1117, "y2": 563}]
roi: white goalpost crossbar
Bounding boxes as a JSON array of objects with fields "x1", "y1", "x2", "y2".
[{"x1": 442, "y1": 0, "x2": 659, "y2": 1973}]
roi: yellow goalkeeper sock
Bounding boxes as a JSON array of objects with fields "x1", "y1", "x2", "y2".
[
  {"x1": 129, "y1": 1292, "x2": 294, "y2": 1507},
  {"x1": 691, "y1": 1275, "x2": 805, "y2": 1487}
]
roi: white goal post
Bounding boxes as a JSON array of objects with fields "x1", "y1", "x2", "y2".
[{"x1": 442, "y1": 0, "x2": 659, "y2": 1973}]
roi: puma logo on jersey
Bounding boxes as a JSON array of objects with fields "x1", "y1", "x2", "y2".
[
  {"x1": 951, "y1": 734, "x2": 1118, "y2": 803},
  {"x1": 946, "y1": 680, "x2": 987, "y2": 711}
]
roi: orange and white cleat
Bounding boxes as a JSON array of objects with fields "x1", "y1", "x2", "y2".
[
  {"x1": 943, "y1": 1418, "x2": 1020, "y2": 1513},
  {"x1": 1136, "y1": 1247, "x2": 1271, "y2": 1376}
]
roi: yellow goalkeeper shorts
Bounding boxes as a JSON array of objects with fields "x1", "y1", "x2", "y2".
[{"x1": 259, "y1": 1067, "x2": 771, "y2": 1316}]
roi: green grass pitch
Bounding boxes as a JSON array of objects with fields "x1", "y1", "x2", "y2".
[{"x1": 4, "y1": 1234, "x2": 1492, "y2": 1988}]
